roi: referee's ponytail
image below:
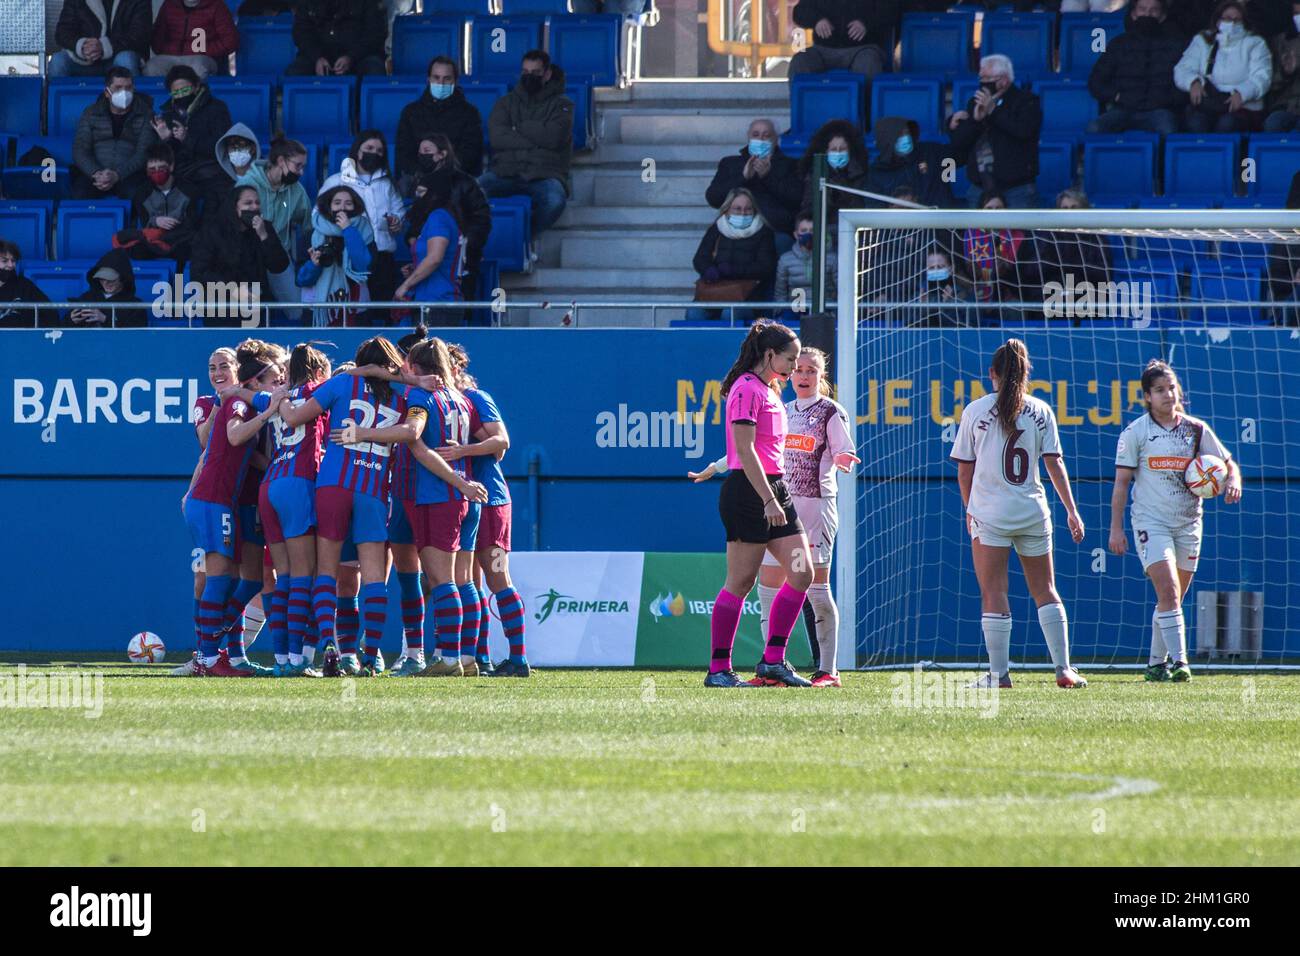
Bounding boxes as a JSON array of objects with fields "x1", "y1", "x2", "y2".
[
  {"x1": 991, "y1": 338, "x2": 1030, "y2": 434},
  {"x1": 721, "y1": 321, "x2": 797, "y2": 398}
]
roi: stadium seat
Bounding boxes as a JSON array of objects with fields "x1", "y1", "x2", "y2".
[
  {"x1": 133, "y1": 77, "x2": 166, "y2": 102},
  {"x1": 16, "y1": 136, "x2": 75, "y2": 167},
  {"x1": 48, "y1": 79, "x2": 106, "y2": 138},
  {"x1": 1059, "y1": 12, "x2": 1127, "y2": 78},
  {"x1": 1244, "y1": 134, "x2": 1300, "y2": 202},
  {"x1": 565, "y1": 80, "x2": 593, "y2": 149},
  {"x1": 460, "y1": 81, "x2": 510, "y2": 141},
  {"x1": 789, "y1": 72, "x2": 866, "y2": 137},
  {"x1": 1037, "y1": 136, "x2": 1076, "y2": 197},
  {"x1": 1190, "y1": 268, "x2": 1266, "y2": 324},
  {"x1": 869, "y1": 74, "x2": 943, "y2": 140},
  {"x1": 1, "y1": 167, "x2": 72, "y2": 201},
  {"x1": 0, "y1": 76, "x2": 43, "y2": 138},
  {"x1": 236, "y1": 16, "x2": 296, "y2": 75},
  {"x1": 360, "y1": 77, "x2": 426, "y2": 132},
  {"x1": 980, "y1": 13, "x2": 1054, "y2": 82},
  {"x1": 899, "y1": 12, "x2": 975, "y2": 75},
  {"x1": 0, "y1": 200, "x2": 53, "y2": 260},
  {"x1": 1036, "y1": 78, "x2": 1098, "y2": 134},
  {"x1": 281, "y1": 77, "x2": 357, "y2": 138},
  {"x1": 55, "y1": 201, "x2": 130, "y2": 261},
  {"x1": 499, "y1": 0, "x2": 572, "y2": 11},
  {"x1": 22, "y1": 259, "x2": 95, "y2": 305},
  {"x1": 1083, "y1": 132, "x2": 1159, "y2": 205},
  {"x1": 469, "y1": 17, "x2": 546, "y2": 79},
  {"x1": 549, "y1": 15, "x2": 622, "y2": 87},
  {"x1": 325, "y1": 141, "x2": 352, "y2": 179},
  {"x1": 1112, "y1": 267, "x2": 1182, "y2": 324},
  {"x1": 483, "y1": 196, "x2": 532, "y2": 272},
  {"x1": 206, "y1": 77, "x2": 275, "y2": 137},
  {"x1": 422, "y1": 0, "x2": 494, "y2": 11},
  {"x1": 390, "y1": 14, "x2": 467, "y2": 76},
  {"x1": 1135, "y1": 198, "x2": 1221, "y2": 208},
  {"x1": 1131, "y1": 235, "x2": 1208, "y2": 272},
  {"x1": 293, "y1": 138, "x2": 324, "y2": 195},
  {"x1": 1163, "y1": 134, "x2": 1237, "y2": 203},
  {"x1": 133, "y1": 261, "x2": 181, "y2": 326}
]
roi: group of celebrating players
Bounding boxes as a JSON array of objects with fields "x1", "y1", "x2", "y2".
[
  {"x1": 703, "y1": 323, "x2": 1243, "y2": 689},
  {"x1": 177, "y1": 326, "x2": 530, "y2": 679}
]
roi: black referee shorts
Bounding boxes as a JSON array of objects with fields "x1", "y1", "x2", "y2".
[{"x1": 718, "y1": 471, "x2": 804, "y2": 544}]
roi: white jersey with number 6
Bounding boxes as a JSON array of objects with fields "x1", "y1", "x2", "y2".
[{"x1": 950, "y1": 392, "x2": 1062, "y2": 531}]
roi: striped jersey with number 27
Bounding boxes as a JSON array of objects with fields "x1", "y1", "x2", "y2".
[{"x1": 312, "y1": 374, "x2": 408, "y2": 500}]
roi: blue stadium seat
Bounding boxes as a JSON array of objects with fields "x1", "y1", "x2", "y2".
[
  {"x1": 899, "y1": 13, "x2": 975, "y2": 75},
  {"x1": 1112, "y1": 267, "x2": 1182, "y2": 324},
  {"x1": 1131, "y1": 235, "x2": 1208, "y2": 272},
  {"x1": 777, "y1": 132, "x2": 809, "y2": 158},
  {"x1": 789, "y1": 72, "x2": 866, "y2": 136},
  {"x1": 206, "y1": 77, "x2": 275, "y2": 137},
  {"x1": 483, "y1": 196, "x2": 532, "y2": 271},
  {"x1": 359, "y1": 77, "x2": 425, "y2": 133},
  {"x1": 980, "y1": 13, "x2": 1054, "y2": 82},
  {"x1": 133, "y1": 77, "x2": 166, "y2": 102},
  {"x1": 2, "y1": 167, "x2": 72, "y2": 201},
  {"x1": 1163, "y1": 133, "x2": 1237, "y2": 203},
  {"x1": 236, "y1": 17, "x2": 296, "y2": 75},
  {"x1": 1037, "y1": 136, "x2": 1076, "y2": 197},
  {"x1": 16, "y1": 136, "x2": 75, "y2": 167},
  {"x1": 22, "y1": 259, "x2": 95, "y2": 305},
  {"x1": 424, "y1": 0, "x2": 494, "y2": 11},
  {"x1": 1059, "y1": 12, "x2": 1127, "y2": 77},
  {"x1": 499, "y1": 0, "x2": 572, "y2": 11},
  {"x1": 1083, "y1": 132, "x2": 1159, "y2": 205},
  {"x1": 133, "y1": 261, "x2": 181, "y2": 326},
  {"x1": 1214, "y1": 240, "x2": 1270, "y2": 277},
  {"x1": 1245, "y1": 134, "x2": 1300, "y2": 202},
  {"x1": 48, "y1": 79, "x2": 106, "y2": 138},
  {"x1": 869, "y1": 74, "x2": 943, "y2": 140},
  {"x1": 55, "y1": 200, "x2": 130, "y2": 261},
  {"x1": 282, "y1": 77, "x2": 356, "y2": 137},
  {"x1": 565, "y1": 80, "x2": 593, "y2": 149},
  {"x1": 468, "y1": 258, "x2": 500, "y2": 324},
  {"x1": 391, "y1": 14, "x2": 467, "y2": 76},
  {"x1": 460, "y1": 81, "x2": 509, "y2": 141},
  {"x1": 0, "y1": 200, "x2": 53, "y2": 260},
  {"x1": 1036, "y1": 78, "x2": 1098, "y2": 134},
  {"x1": 549, "y1": 15, "x2": 622, "y2": 87},
  {"x1": 469, "y1": 17, "x2": 546, "y2": 79},
  {"x1": 1136, "y1": 198, "x2": 1220, "y2": 208},
  {"x1": 1190, "y1": 268, "x2": 1266, "y2": 324},
  {"x1": 325, "y1": 141, "x2": 352, "y2": 179},
  {"x1": 292, "y1": 138, "x2": 324, "y2": 195},
  {"x1": 0, "y1": 76, "x2": 44, "y2": 138}
]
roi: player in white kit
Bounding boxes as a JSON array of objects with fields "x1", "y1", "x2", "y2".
[
  {"x1": 691, "y1": 347, "x2": 858, "y2": 686},
  {"x1": 949, "y1": 339, "x2": 1088, "y2": 689},
  {"x1": 1107, "y1": 360, "x2": 1242, "y2": 682}
]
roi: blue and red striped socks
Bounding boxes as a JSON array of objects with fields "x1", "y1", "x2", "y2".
[
  {"x1": 429, "y1": 582, "x2": 462, "y2": 660},
  {"x1": 287, "y1": 576, "x2": 311, "y2": 662},
  {"x1": 396, "y1": 571, "x2": 424, "y2": 660},
  {"x1": 193, "y1": 597, "x2": 202, "y2": 652},
  {"x1": 311, "y1": 575, "x2": 337, "y2": 655},
  {"x1": 476, "y1": 589, "x2": 491, "y2": 663},
  {"x1": 221, "y1": 577, "x2": 263, "y2": 661},
  {"x1": 458, "y1": 582, "x2": 481, "y2": 661},
  {"x1": 495, "y1": 586, "x2": 527, "y2": 665},
  {"x1": 197, "y1": 575, "x2": 233, "y2": 664},
  {"x1": 336, "y1": 594, "x2": 360, "y2": 657},
  {"x1": 269, "y1": 577, "x2": 290, "y2": 663},
  {"x1": 360, "y1": 582, "x2": 387, "y2": 666}
]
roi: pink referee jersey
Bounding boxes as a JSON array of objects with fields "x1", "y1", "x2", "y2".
[{"x1": 725, "y1": 372, "x2": 786, "y2": 474}]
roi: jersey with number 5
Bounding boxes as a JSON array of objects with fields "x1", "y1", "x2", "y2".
[
  {"x1": 950, "y1": 391, "x2": 1062, "y2": 530},
  {"x1": 312, "y1": 374, "x2": 408, "y2": 500},
  {"x1": 408, "y1": 386, "x2": 473, "y2": 505},
  {"x1": 254, "y1": 380, "x2": 327, "y2": 483}
]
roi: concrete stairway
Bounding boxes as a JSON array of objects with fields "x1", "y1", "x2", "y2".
[{"x1": 500, "y1": 79, "x2": 791, "y2": 327}]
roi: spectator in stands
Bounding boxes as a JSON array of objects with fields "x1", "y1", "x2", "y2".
[
  {"x1": 117, "y1": 142, "x2": 199, "y2": 262},
  {"x1": 571, "y1": 0, "x2": 650, "y2": 15},
  {"x1": 1264, "y1": 5, "x2": 1300, "y2": 130},
  {"x1": 238, "y1": 0, "x2": 294, "y2": 13},
  {"x1": 859, "y1": 185, "x2": 931, "y2": 317},
  {"x1": 948, "y1": 55, "x2": 1043, "y2": 208},
  {"x1": 396, "y1": 182, "x2": 467, "y2": 311},
  {"x1": 0, "y1": 242, "x2": 51, "y2": 330},
  {"x1": 1175, "y1": 1, "x2": 1274, "y2": 132},
  {"x1": 1266, "y1": 171, "x2": 1300, "y2": 316},
  {"x1": 286, "y1": 0, "x2": 388, "y2": 77},
  {"x1": 866, "y1": 115, "x2": 956, "y2": 208},
  {"x1": 907, "y1": 249, "x2": 975, "y2": 327},
  {"x1": 65, "y1": 249, "x2": 144, "y2": 328},
  {"x1": 799, "y1": 119, "x2": 870, "y2": 234},
  {"x1": 1088, "y1": 0, "x2": 1190, "y2": 135},
  {"x1": 237, "y1": 136, "x2": 312, "y2": 306},
  {"x1": 789, "y1": 0, "x2": 900, "y2": 85},
  {"x1": 954, "y1": 189, "x2": 1039, "y2": 323},
  {"x1": 482, "y1": 50, "x2": 575, "y2": 239},
  {"x1": 706, "y1": 119, "x2": 803, "y2": 256},
  {"x1": 50, "y1": 0, "x2": 152, "y2": 77},
  {"x1": 297, "y1": 186, "x2": 376, "y2": 327},
  {"x1": 686, "y1": 187, "x2": 777, "y2": 324},
  {"x1": 72, "y1": 67, "x2": 158, "y2": 200},
  {"x1": 397, "y1": 56, "x2": 485, "y2": 182},
  {"x1": 1035, "y1": 189, "x2": 1112, "y2": 308},
  {"x1": 191, "y1": 186, "x2": 290, "y2": 327},
  {"x1": 146, "y1": 0, "x2": 239, "y2": 79},
  {"x1": 321, "y1": 131, "x2": 406, "y2": 324},
  {"x1": 410, "y1": 134, "x2": 493, "y2": 316},
  {"x1": 153, "y1": 66, "x2": 234, "y2": 212},
  {"x1": 773, "y1": 212, "x2": 837, "y2": 319}
]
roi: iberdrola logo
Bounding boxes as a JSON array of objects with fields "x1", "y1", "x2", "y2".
[{"x1": 648, "y1": 592, "x2": 686, "y2": 622}]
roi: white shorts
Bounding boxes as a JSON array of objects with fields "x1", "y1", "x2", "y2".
[
  {"x1": 1134, "y1": 522, "x2": 1202, "y2": 572},
  {"x1": 763, "y1": 494, "x2": 837, "y2": 567},
  {"x1": 969, "y1": 515, "x2": 1052, "y2": 557}
]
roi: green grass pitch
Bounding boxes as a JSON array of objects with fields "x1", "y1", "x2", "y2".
[{"x1": 2, "y1": 662, "x2": 1298, "y2": 866}]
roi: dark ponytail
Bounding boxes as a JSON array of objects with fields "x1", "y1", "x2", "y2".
[
  {"x1": 288, "y1": 342, "x2": 331, "y2": 388},
  {"x1": 353, "y1": 336, "x2": 404, "y2": 404},
  {"x1": 991, "y1": 337, "x2": 1030, "y2": 433},
  {"x1": 720, "y1": 321, "x2": 798, "y2": 398}
]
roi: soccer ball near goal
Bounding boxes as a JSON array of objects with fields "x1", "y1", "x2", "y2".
[
  {"x1": 127, "y1": 631, "x2": 166, "y2": 663},
  {"x1": 1185, "y1": 455, "x2": 1229, "y2": 499}
]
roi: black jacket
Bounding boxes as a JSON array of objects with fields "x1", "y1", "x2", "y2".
[
  {"x1": 865, "y1": 116, "x2": 956, "y2": 207},
  {"x1": 55, "y1": 0, "x2": 153, "y2": 61},
  {"x1": 1088, "y1": 17, "x2": 1189, "y2": 113},
  {"x1": 414, "y1": 161, "x2": 493, "y2": 269},
  {"x1": 791, "y1": 0, "x2": 900, "y2": 50},
  {"x1": 1035, "y1": 231, "x2": 1111, "y2": 291},
  {"x1": 292, "y1": 0, "x2": 388, "y2": 64},
  {"x1": 160, "y1": 86, "x2": 233, "y2": 189},
  {"x1": 692, "y1": 222, "x2": 778, "y2": 298},
  {"x1": 396, "y1": 87, "x2": 485, "y2": 179},
  {"x1": 191, "y1": 194, "x2": 291, "y2": 325},
  {"x1": 0, "y1": 275, "x2": 50, "y2": 329},
  {"x1": 66, "y1": 249, "x2": 144, "y2": 328},
  {"x1": 705, "y1": 146, "x2": 804, "y2": 235},
  {"x1": 73, "y1": 90, "x2": 158, "y2": 180},
  {"x1": 948, "y1": 83, "x2": 1042, "y2": 192},
  {"x1": 801, "y1": 157, "x2": 870, "y2": 231}
]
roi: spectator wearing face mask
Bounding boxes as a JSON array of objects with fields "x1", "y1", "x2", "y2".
[
  {"x1": 798, "y1": 119, "x2": 871, "y2": 235},
  {"x1": 1175, "y1": 0, "x2": 1274, "y2": 132},
  {"x1": 236, "y1": 136, "x2": 313, "y2": 306},
  {"x1": 152, "y1": 66, "x2": 234, "y2": 212},
  {"x1": 397, "y1": 56, "x2": 485, "y2": 180},
  {"x1": 1087, "y1": 0, "x2": 1190, "y2": 135},
  {"x1": 297, "y1": 186, "x2": 376, "y2": 327},
  {"x1": 948, "y1": 54, "x2": 1043, "y2": 208},
  {"x1": 773, "y1": 213, "x2": 837, "y2": 320},
  {"x1": 146, "y1": 0, "x2": 239, "y2": 79},
  {"x1": 50, "y1": 0, "x2": 152, "y2": 78},
  {"x1": 191, "y1": 185, "x2": 290, "y2": 327},
  {"x1": 64, "y1": 248, "x2": 144, "y2": 328},
  {"x1": 686, "y1": 187, "x2": 778, "y2": 324},
  {"x1": 0, "y1": 241, "x2": 51, "y2": 330},
  {"x1": 1264, "y1": 3, "x2": 1300, "y2": 130},
  {"x1": 409, "y1": 135, "x2": 492, "y2": 313},
  {"x1": 120, "y1": 142, "x2": 200, "y2": 262},
  {"x1": 866, "y1": 115, "x2": 955, "y2": 208},
  {"x1": 705, "y1": 119, "x2": 803, "y2": 255},
  {"x1": 72, "y1": 66, "x2": 159, "y2": 200},
  {"x1": 907, "y1": 250, "x2": 975, "y2": 327}
]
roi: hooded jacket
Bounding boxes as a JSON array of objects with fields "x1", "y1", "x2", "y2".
[
  {"x1": 292, "y1": 0, "x2": 388, "y2": 64},
  {"x1": 396, "y1": 85, "x2": 485, "y2": 178},
  {"x1": 190, "y1": 188, "x2": 292, "y2": 322},
  {"x1": 1088, "y1": 14, "x2": 1189, "y2": 113},
  {"x1": 866, "y1": 116, "x2": 956, "y2": 208},
  {"x1": 414, "y1": 161, "x2": 493, "y2": 270},
  {"x1": 152, "y1": 0, "x2": 239, "y2": 59},
  {"x1": 321, "y1": 158, "x2": 406, "y2": 255},
  {"x1": 1175, "y1": 28, "x2": 1274, "y2": 111},
  {"x1": 73, "y1": 89, "x2": 158, "y2": 180},
  {"x1": 215, "y1": 122, "x2": 262, "y2": 182},
  {"x1": 692, "y1": 213, "x2": 778, "y2": 298},
  {"x1": 236, "y1": 158, "x2": 311, "y2": 256},
  {"x1": 55, "y1": 0, "x2": 152, "y2": 64},
  {"x1": 67, "y1": 248, "x2": 143, "y2": 328},
  {"x1": 487, "y1": 65, "x2": 575, "y2": 186},
  {"x1": 705, "y1": 144, "x2": 803, "y2": 235},
  {"x1": 948, "y1": 82, "x2": 1042, "y2": 192}
]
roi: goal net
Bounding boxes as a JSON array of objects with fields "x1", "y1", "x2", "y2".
[{"x1": 833, "y1": 208, "x2": 1300, "y2": 670}]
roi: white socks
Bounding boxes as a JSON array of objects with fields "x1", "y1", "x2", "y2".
[
  {"x1": 757, "y1": 583, "x2": 779, "y2": 642},
  {"x1": 981, "y1": 613, "x2": 1012, "y2": 677},
  {"x1": 807, "y1": 583, "x2": 838, "y2": 674},
  {"x1": 1149, "y1": 606, "x2": 1168, "y2": 665},
  {"x1": 1157, "y1": 608, "x2": 1187, "y2": 664},
  {"x1": 243, "y1": 603, "x2": 266, "y2": 649},
  {"x1": 1037, "y1": 603, "x2": 1070, "y2": 670}
]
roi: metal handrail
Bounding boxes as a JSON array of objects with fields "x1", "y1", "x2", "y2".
[{"x1": 706, "y1": 0, "x2": 810, "y2": 77}]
